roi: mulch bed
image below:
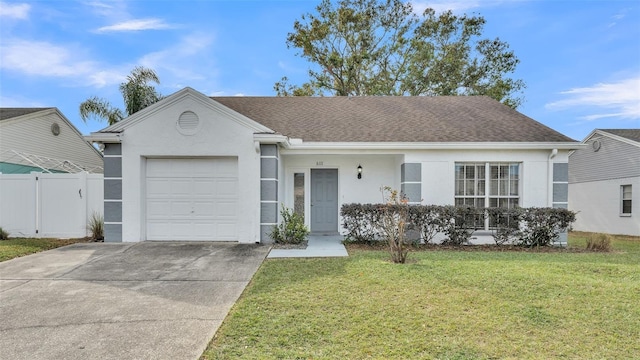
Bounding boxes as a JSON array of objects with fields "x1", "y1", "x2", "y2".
[
  {"x1": 272, "y1": 240, "x2": 308, "y2": 250},
  {"x1": 346, "y1": 242, "x2": 597, "y2": 253}
]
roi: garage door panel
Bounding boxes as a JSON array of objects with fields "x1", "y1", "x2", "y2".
[
  {"x1": 217, "y1": 223, "x2": 237, "y2": 240},
  {"x1": 147, "y1": 179, "x2": 171, "y2": 196},
  {"x1": 215, "y1": 200, "x2": 238, "y2": 217},
  {"x1": 194, "y1": 179, "x2": 216, "y2": 196},
  {"x1": 146, "y1": 158, "x2": 239, "y2": 241}
]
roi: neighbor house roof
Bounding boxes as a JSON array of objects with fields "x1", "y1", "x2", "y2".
[
  {"x1": 211, "y1": 96, "x2": 575, "y2": 143},
  {"x1": 0, "y1": 108, "x2": 53, "y2": 121},
  {"x1": 599, "y1": 129, "x2": 640, "y2": 144}
]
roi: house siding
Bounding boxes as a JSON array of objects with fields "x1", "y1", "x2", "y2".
[
  {"x1": 0, "y1": 110, "x2": 103, "y2": 173},
  {"x1": 569, "y1": 134, "x2": 640, "y2": 183},
  {"x1": 569, "y1": 131, "x2": 640, "y2": 236}
]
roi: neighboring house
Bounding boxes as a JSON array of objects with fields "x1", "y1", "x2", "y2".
[
  {"x1": 0, "y1": 108, "x2": 103, "y2": 174},
  {"x1": 569, "y1": 129, "x2": 640, "y2": 236},
  {"x1": 86, "y1": 87, "x2": 579, "y2": 243}
]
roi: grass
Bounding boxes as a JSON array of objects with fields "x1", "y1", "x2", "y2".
[
  {"x1": 0, "y1": 238, "x2": 90, "y2": 262},
  {"x1": 203, "y1": 232, "x2": 640, "y2": 359}
]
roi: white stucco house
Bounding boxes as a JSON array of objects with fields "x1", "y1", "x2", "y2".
[
  {"x1": 569, "y1": 129, "x2": 639, "y2": 236},
  {"x1": 86, "y1": 87, "x2": 580, "y2": 243},
  {"x1": 0, "y1": 108, "x2": 103, "y2": 174}
]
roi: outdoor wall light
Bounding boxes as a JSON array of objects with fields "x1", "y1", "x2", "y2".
[{"x1": 357, "y1": 164, "x2": 363, "y2": 179}]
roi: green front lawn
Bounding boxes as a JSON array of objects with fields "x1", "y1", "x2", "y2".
[
  {"x1": 203, "y1": 233, "x2": 640, "y2": 359},
  {"x1": 0, "y1": 238, "x2": 90, "y2": 262}
]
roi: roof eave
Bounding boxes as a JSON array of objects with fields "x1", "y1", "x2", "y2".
[
  {"x1": 282, "y1": 141, "x2": 584, "y2": 151},
  {"x1": 85, "y1": 132, "x2": 122, "y2": 143}
]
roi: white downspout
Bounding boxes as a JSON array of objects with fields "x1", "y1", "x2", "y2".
[{"x1": 548, "y1": 149, "x2": 558, "y2": 207}]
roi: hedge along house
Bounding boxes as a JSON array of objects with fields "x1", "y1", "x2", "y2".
[{"x1": 86, "y1": 87, "x2": 580, "y2": 243}]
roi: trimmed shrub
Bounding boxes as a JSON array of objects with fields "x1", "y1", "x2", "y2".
[
  {"x1": 407, "y1": 205, "x2": 442, "y2": 244},
  {"x1": 516, "y1": 207, "x2": 576, "y2": 247},
  {"x1": 270, "y1": 205, "x2": 309, "y2": 244},
  {"x1": 586, "y1": 233, "x2": 612, "y2": 252},
  {"x1": 341, "y1": 203, "x2": 383, "y2": 243},
  {"x1": 486, "y1": 207, "x2": 522, "y2": 245},
  {"x1": 438, "y1": 205, "x2": 481, "y2": 245}
]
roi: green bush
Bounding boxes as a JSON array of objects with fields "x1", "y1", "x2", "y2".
[
  {"x1": 341, "y1": 203, "x2": 383, "y2": 243},
  {"x1": 270, "y1": 205, "x2": 309, "y2": 244},
  {"x1": 87, "y1": 212, "x2": 104, "y2": 241},
  {"x1": 341, "y1": 203, "x2": 576, "y2": 247},
  {"x1": 516, "y1": 207, "x2": 576, "y2": 247},
  {"x1": 586, "y1": 233, "x2": 612, "y2": 252},
  {"x1": 0, "y1": 226, "x2": 9, "y2": 240}
]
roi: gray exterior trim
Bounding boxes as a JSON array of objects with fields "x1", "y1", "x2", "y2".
[
  {"x1": 553, "y1": 183, "x2": 568, "y2": 203},
  {"x1": 104, "y1": 157, "x2": 122, "y2": 178},
  {"x1": 260, "y1": 180, "x2": 278, "y2": 201},
  {"x1": 260, "y1": 158, "x2": 278, "y2": 179},
  {"x1": 104, "y1": 179, "x2": 122, "y2": 200},
  {"x1": 104, "y1": 223, "x2": 122, "y2": 242},
  {"x1": 260, "y1": 144, "x2": 279, "y2": 243},
  {"x1": 104, "y1": 201, "x2": 122, "y2": 222},
  {"x1": 553, "y1": 162, "x2": 569, "y2": 208},
  {"x1": 553, "y1": 163, "x2": 568, "y2": 182},
  {"x1": 260, "y1": 144, "x2": 278, "y2": 157},
  {"x1": 401, "y1": 163, "x2": 422, "y2": 203},
  {"x1": 103, "y1": 143, "x2": 122, "y2": 155},
  {"x1": 401, "y1": 163, "x2": 422, "y2": 182}
]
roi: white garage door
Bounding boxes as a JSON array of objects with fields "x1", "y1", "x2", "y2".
[{"x1": 146, "y1": 158, "x2": 239, "y2": 241}]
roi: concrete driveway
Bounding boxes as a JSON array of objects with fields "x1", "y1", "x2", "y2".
[{"x1": 0, "y1": 242, "x2": 269, "y2": 360}]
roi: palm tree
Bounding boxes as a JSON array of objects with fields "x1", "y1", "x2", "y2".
[{"x1": 80, "y1": 66, "x2": 163, "y2": 125}]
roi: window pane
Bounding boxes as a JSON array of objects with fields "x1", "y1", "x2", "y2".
[
  {"x1": 455, "y1": 198, "x2": 464, "y2": 206},
  {"x1": 509, "y1": 198, "x2": 519, "y2": 208},
  {"x1": 466, "y1": 180, "x2": 475, "y2": 195},
  {"x1": 499, "y1": 179, "x2": 508, "y2": 196},
  {"x1": 510, "y1": 164, "x2": 519, "y2": 179},
  {"x1": 477, "y1": 180, "x2": 485, "y2": 196},
  {"x1": 455, "y1": 165, "x2": 464, "y2": 180},
  {"x1": 455, "y1": 180, "x2": 464, "y2": 195},
  {"x1": 491, "y1": 165, "x2": 499, "y2": 180},
  {"x1": 294, "y1": 173, "x2": 305, "y2": 217},
  {"x1": 510, "y1": 180, "x2": 519, "y2": 196},
  {"x1": 622, "y1": 200, "x2": 632, "y2": 214},
  {"x1": 490, "y1": 179, "x2": 498, "y2": 195},
  {"x1": 489, "y1": 198, "x2": 497, "y2": 207},
  {"x1": 477, "y1": 165, "x2": 485, "y2": 179},
  {"x1": 477, "y1": 198, "x2": 485, "y2": 208},
  {"x1": 622, "y1": 185, "x2": 632, "y2": 199},
  {"x1": 466, "y1": 165, "x2": 475, "y2": 179}
]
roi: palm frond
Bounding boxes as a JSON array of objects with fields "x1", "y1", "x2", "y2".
[{"x1": 79, "y1": 97, "x2": 124, "y2": 125}]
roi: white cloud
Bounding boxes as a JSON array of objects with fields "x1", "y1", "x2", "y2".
[
  {"x1": 0, "y1": 2, "x2": 30, "y2": 19},
  {"x1": 95, "y1": 18, "x2": 174, "y2": 32},
  {"x1": 139, "y1": 32, "x2": 215, "y2": 81},
  {"x1": 0, "y1": 39, "x2": 124, "y2": 87},
  {"x1": 546, "y1": 76, "x2": 640, "y2": 121},
  {"x1": 0, "y1": 40, "x2": 94, "y2": 77}
]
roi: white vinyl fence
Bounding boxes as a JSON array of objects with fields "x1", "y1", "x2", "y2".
[{"x1": 0, "y1": 172, "x2": 103, "y2": 238}]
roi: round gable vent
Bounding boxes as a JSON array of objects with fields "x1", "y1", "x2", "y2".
[{"x1": 176, "y1": 111, "x2": 200, "y2": 135}]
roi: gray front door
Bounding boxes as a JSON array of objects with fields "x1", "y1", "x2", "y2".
[{"x1": 311, "y1": 169, "x2": 338, "y2": 233}]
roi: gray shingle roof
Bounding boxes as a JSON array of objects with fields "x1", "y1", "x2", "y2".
[
  {"x1": 0, "y1": 108, "x2": 53, "y2": 121},
  {"x1": 600, "y1": 129, "x2": 640, "y2": 143},
  {"x1": 212, "y1": 96, "x2": 575, "y2": 142}
]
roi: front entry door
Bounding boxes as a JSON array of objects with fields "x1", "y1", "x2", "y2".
[{"x1": 311, "y1": 169, "x2": 338, "y2": 233}]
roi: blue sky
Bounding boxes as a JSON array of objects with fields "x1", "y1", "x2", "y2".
[{"x1": 1, "y1": 0, "x2": 638, "y2": 141}]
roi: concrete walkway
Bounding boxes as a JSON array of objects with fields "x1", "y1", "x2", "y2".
[
  {"x1": 0, "y1": 242, "x2": 269, "y2": 360},
  {"x1": 268, "y1": 235, "x2": 348, "y2": 258}
]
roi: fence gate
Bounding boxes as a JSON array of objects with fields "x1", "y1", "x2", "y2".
[{"x1": 0, "y1": 173, "x2": 103, "y2": 238}]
